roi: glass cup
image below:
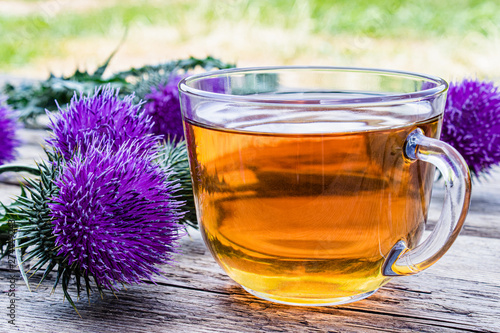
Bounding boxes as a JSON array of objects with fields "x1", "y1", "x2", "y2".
[{"x1": 178, "y1": 67, "x2": 471, "y2": 306}]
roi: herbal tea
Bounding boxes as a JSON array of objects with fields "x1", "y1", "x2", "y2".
[
  {"x1": 185, "y1": 109, "x2": 440, "y2": 305},
  {"x1": 180, "y1": 67, "x2": 471, "y2": 307}
]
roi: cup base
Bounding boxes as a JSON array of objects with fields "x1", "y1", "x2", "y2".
[{"x1": 241, "y1": 286, "x2": 378, "y2": 307}]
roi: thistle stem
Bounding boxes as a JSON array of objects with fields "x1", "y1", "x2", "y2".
[{"x1": 0, "y1": 164, "x2": 41, "y2": 176}]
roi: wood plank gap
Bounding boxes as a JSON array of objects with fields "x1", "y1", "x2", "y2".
[
  {"x1": 336, "y1": 306, "x2": 486, "y2": 332},
  {"x1": 384, "y1": 286, "x2": 433, "y2": 295},
  {"x1": 341, "y1": 323, "x2": 410, "y2": 333},
  {"x1": 141, "y1": 279, "x2": 232, "y2": 296}
]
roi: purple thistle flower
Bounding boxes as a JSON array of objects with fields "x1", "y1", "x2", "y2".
[
  {"x1": 143, "y1": 75, "x2": 185, "y2": 141},
  {"x1": 49, "y1": 139, "x2": 185, "y2": 289},
  {"x1": 48, "y1": 86, "x2": 158, "y2": 160},
  {"x1": 0, "y1": 97, "x2": 19, "y2": 165},
  {"x1": 441, "y1": 78, "x2": 500, "y2": 178}
]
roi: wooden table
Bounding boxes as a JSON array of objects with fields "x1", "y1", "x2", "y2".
[{"x1": 1, "y1": 126, "x2": 499, "y2": 333}]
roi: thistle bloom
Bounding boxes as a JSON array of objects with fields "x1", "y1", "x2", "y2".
[
  {"x1": 0, "y1": 97, "x2": 19, "y2": 165},
  {"x1": 143, "y1": 75, "x2": 185, "y2": 141},
  {"x1": 50, "y1": 139, "x2": 185, "y2": 289},
  {"x1": 441, "y1": 79, "x2": 500, "y2": 178},
  {"x1": 47, "y1": 86, "x2": 158, "y2": 160}
]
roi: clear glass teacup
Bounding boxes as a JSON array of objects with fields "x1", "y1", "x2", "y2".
[{"x1": 179, "y1": 67, "x2": 471, "y2": 306}]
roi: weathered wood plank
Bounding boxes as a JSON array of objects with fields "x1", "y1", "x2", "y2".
[
  {"x1": 17, "y1": 128, "x2": 49, "y2": 146},
  {"x1": 0, "y1": 281, "x2": 488, "y2": 333},
  {"x1": 0, "y1": 129, "x2": 46, "y2": 186},
  {"x1": 0, "y1": 230, "x2": 498, "y2": 332},
  {"x1": 417, "y1": 167, "x2": 500, "y2": 240},
  {"x1": 0, "y1": 183, "x2": 22, "y2": 205}
]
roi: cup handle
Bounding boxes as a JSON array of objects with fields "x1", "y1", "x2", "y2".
[{"x1": 382, "y1": 128, "x2": 472, "y2": 276}]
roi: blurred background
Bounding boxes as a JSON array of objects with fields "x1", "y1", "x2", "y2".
[{"x1": 1, "y1": 0, "x2": 499, "y2": 82}]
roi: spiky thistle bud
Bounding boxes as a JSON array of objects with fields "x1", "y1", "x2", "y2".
[
  {"x1": 442, "y1": 78, "x2": 500, "y2": 178},
  {"x1": 47, "y1": 85, "x2": 159, "y2": 160},
  {"x1": 50, "y1": 138, "x2": 185, "y2": 290},
  {"x1": 143, "y1": 75, "x2": 185, "y2": 141},
  {"x1": 46, "y1": 85, "x2": 196, "y2": 228},
  {"x1": 0, "y1": 96, "x2": 19, "y2": 165},
  {"x1": 8, "y1": 140, "x2": 184, "y2": 309}
]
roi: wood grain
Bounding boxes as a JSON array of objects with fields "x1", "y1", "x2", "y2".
[
  {"x1": 1, "y1": 127, "x2": 499, "y2": 333},
  {"x1": 1, "y1": 230, "x2": 498, "y2": 332}
]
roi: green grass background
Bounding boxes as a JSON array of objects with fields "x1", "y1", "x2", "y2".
[{"x1": 1, "y1": 0, "x2": 499, "y2": 78}]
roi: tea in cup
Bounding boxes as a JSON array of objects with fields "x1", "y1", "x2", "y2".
[{"x1": 179, "y1": 67, "x2": 471, "y2": 306}]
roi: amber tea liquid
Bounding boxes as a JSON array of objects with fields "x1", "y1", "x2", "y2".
[{"x1": 185, "y1": 107, "x2": 440, "y2": 305}]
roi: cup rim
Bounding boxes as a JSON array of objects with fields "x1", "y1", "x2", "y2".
[{"x1": 178, "y1": 66, "x2": 448, "y2": 107}]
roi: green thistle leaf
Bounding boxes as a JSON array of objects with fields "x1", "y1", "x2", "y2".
[
  {"x1": 160, "y1": 140, "x2": 197, "y2": 229},
  {"x1": 2, "y1": 54, "x2": 234, "y2": 127},
  {"x1": 129, "y1": 55, "x2": 235, "y2": 101},
  {"x1": 0, "y1": 218, "x2": 13, "y2": 259},
  {"x1": 0, "y1": 179, "x2": 32, "y2": 258}
]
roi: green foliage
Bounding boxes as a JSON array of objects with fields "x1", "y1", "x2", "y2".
[
  {"x1": 161, "y1": 140, "x2": 197, "y2": 229},
  {"x1": 128, "y1": 56, "x2": 235, "y2": 101},
  {"x1": 2, "y1": 54, "x2": 234, "y2": 126},
  {"x1": 0, "y1": 213, "x2": 13, "y2": 259},
  {"x1": 2, "y1": 52, "x2": 126, "y2": 126},
  {"x1": 0, "y1": 165, "x2": 41, "y2": 258},
  {"x1": 0, "y1": 152, "x2": 95, "y2": 311}
]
